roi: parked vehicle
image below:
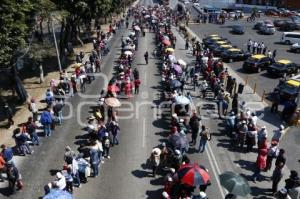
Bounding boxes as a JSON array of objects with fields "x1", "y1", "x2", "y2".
[
  {"x1": 231, "y1": 25, "x2": 245, "y2": 34},
  {"x1": 280, "y1": 32, "x2": 300, "y2": 45},
  {"x1": 203, "y1": 36, "x2": 228, "y2": 46},
  {"x1": 213, "y1": 44, "x2": 233, "y2": 56},
  {"x1": 220, "y1": 48, "x2": 251, "y2": 63},
  {"x1": 275, "y1": 75, "x2": 300, "y2": 100},
  {"x1": 265, "y1": 9, "x2": 280, "y2": 16},
  {"x1": 235, "y1": 10, "x2": 244, "y2": 18},
  {"x1": 260, "y1": 24, "x2": 276, "y2": 35},
  {"x1": 243, "y1": 54, "x2": 274, "y2": 73},
  {"x1": 208, "y1": 40, "x2": 230, "y2": 50},
  {"x1": 278, "y1": 21, "x2": 297, "y2": 31},
  {"x1": 253, "y1": 21, "x2": 265, "y2": 31},
  {"x1": 273, "y1": 19, "x2": 290, "y2": 28},
  {"x1": 267, "y1": 59, "x2": 300, "y2": 77},
  {"x1": 290, "y1": 43, "x2": 300, "y2": 53}
]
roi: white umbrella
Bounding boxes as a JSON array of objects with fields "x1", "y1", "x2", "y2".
[
  {"x1": 178, "y1": 59, "x2": 187, "y2": 67},
  {"x1": 134, "y1": 25, "x2": 141, "y2": 31},
  {"x1": 168, "y1": 54, "x2": 177, "y2": 63},
  {"x1": 124, "y1": 51, "x2": 133, "y2": 56}
]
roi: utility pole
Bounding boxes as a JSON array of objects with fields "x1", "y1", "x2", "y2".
[{"x1": 51, "y1": 15, "x2": 62, "y2": 72}]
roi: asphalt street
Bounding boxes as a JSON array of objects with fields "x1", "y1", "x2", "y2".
[{"x1": 187, "y1": 5, "x2": 300, "y2": 101}]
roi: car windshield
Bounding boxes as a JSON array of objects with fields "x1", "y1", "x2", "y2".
[
  {"x1": 273, "y1": 63, "x2": 287, "y2": 68},
  {"x1": 279, "y1": 83, "x2": 299, "y2": 95}
]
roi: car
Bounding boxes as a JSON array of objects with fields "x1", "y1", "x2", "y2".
[
  {"x1": 235, "y1": 10, "x2": 245, "y2": 18},
  {"x1": 265, "y1": 9, "x2": 280, "y2": 16},
  {"x1": 260, "y1": 24, "x2": 276, "y2": 35},
  {"x1": 220, "y1": 48, "x2": 251, "y2": 63},
  {"x1": 253, "y1": 21, "x2": 265, "y2": 30},
  {"x1": 275, "y1": 76, "x2": 300, "y2": 100},
  {"x1": 213, "y1": 44, "x2": 233, "y2": 56},
  {"x1": 207, "y1": 40, "x2": 231, "y2": 50},
  {"x1": 228, "y1": 12, "x2": 236, "y2": 19},
  {"x1": 242, "y1": 54, "x2": 274, "y2": 73},
  {"x1": 278, "y1": 21, "x2": 297, "y2": 31},
  {"x1": 203, "y1": 34, "x2": 220, "y2": 42},
  {"x1": 203, "y1": 36, "x2": 227, "y2": 46},
  {"x1": 231, "y1": 25, "x2": 245, "y2": 34},
  {"x1": 274, "y1": 19, "x2": 290, "y2": 28},
  {"x1": 290, "y1": 43, "x2": 300, "y2": 53},
  {"x1": 267, "y1": 59, "x2": 300, "y2": 77}
]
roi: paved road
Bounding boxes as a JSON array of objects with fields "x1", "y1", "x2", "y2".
[{"x1": 187, "y1": 6, "x2": 300, "y2": 100}]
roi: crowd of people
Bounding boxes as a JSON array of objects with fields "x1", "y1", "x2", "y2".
[{"x1": 246, "y1": 39, "x2": 277, "y2": 58}]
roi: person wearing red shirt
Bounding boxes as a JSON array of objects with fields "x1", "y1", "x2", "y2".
[{"x1": 134, "y1": 79, "x2": 141, "y2": 94}]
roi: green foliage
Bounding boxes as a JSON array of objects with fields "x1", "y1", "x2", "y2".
[{"x1": 0, "y1": 0, "x2": 36, "y2": 68}]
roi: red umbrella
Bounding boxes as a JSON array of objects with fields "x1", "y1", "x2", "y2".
[
  {"x1": 108, "y1": 85, "x2": 120, "y2": 92},
  {"x1": 162, "y1": 39, "x2": 171, "y2": 46},
  {"x1": 177, "y1": 163, "x2": 211, "y2": 187}
]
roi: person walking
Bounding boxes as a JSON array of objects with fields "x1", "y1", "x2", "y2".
[
  {"x1": 189, "y1": 111, "x2": 201, "y2": 146},
  {"x1": 272, "y1": 165, "x2": 283, "y2": 195},
  {"x1": 198, "y1": 126, "x2": 211, "y2": 153},
  {"x1": 4, "y1": 103, "x2": 14, "y2": 129},
  {"x1": 144, "y1": 51, "x2": 149, "y2": 64},
  {"x1": 134, "y1": 78, "x2": 141, "y2": 94},
  {"x1": 272, "y1": 49, "x2": 277, "y2": 59},
  {"x1": 252, "y1": 148, "x2": 267, "y2": 182}
]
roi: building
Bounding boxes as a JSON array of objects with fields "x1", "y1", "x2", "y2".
[{"x1": 237, "y1": 0, "x2": 300, "y2": 8}]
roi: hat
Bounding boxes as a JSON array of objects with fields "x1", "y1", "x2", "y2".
[
  {"x1": 242, "y1": 120, "x2": 246, "y2": 124},
  {"x1": 56, "y1": 172, "x2": 63, "y2": 179},
  {"x1": 280, "y1": 125, "x2": 285, "y2": 130},
  {"x1": 105, "y1": 132, "x2": 109, "y2": 137},
  {"x1": 172, "y1": 113, "x2": 178, "y2": 118},
  {"x1": 179, "y1": 118, "x2": 184, "y2": 123},
  {"x1": 199, "y1": 192, "x2": 207, "y2": 198},
  {"x1": 271, "y1": 140, "x2": 278, "y2": 146},
  {"x1": 167, "y1": 176, "x2": 173, "y2": 182},
  {"x1": 175, "y1": 149, "x2": 181, "y2": 155},
  {"x1": 88, "y1": 115, "x2": 96, "y2": 120},
  {"x1": 162, "y1": 191, "x2": 169, "y2": 198},
  {"x1": 170, "y1": 168, "x2": 175, "y2": 174},
  {"x1": 65, "y1": 146, "x2": 71, "y2": 151}
]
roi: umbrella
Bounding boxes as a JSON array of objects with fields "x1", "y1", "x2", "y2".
[
  {"x1": 170, "y1": 79, "x2": 182, "y2": 89},
  {"x1": 107, "y1": 85, "x2": 120, "y2": 92},
  {"x1": 105, "y1": 97, "x2": 121, "y2": 107},
  {"x1": 162, "y1": 39, "x2": 171, "y2": 46},
  {"x1": 43, "y1": 189, "x2": 73, "y2": 199},
  {"x1": 124, "y1": 51, "x2": 133, "y2": 56},
  {"x1": 133, "y1": 25, "x2": 141, "y2": 31},
  {"x1": 174, "y1": 95, "x2": 190, "y2": 105},
  {"x1": 173, "y1": 64, "x2": 183, "y2": 74},
  {"x1": 169, "y1": 132, "x2": 189, "y2": 149},
  {"x1": 177, "y1": 163, "x2": 211, "y2": 187},
  {"x1": 168, "y1": 55, "x2": 177, "y2": 63},
  {"x1": 289, "y1": 187, "x2": 300, "y2": 199},
  {"x1": 177, "y1": 59, "x2": 187, "y2": 67},
  {"x1": 219, "y1": 171, "x2": 251, "y2": 197},
  {"x1": 165, "y1": 48, "x2": 174, "y2": 52}
]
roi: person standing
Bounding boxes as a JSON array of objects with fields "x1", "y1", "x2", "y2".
[
  {"x1": 0, "y1": 153, "x2": 5, "y2": 182},
  {"x1": 198, "y1": 126, "x2": 211, "y2": 153},
  {"x1": 144, "y1": 51, "x2": 148, "y2": 64},
  {"x1": 252, "y1": 148, "x2": 267, "y2": 182},
  {"x1": 271, "y1": 165, "x2": 283, "y2": 195},
  {"x1": 40, "y1": 107, "x2": 53, "y2": 137},
  {"x1": 247, "y1": 39, "x2": 252, "y2": 52},
  {"x1": 102, "y1": 133, "x2": 111, "y2": 159},
  {"x1": 189, "y1": 111, "x2": 201, "y2": 146},
  {"x1": 89, "y1": 148, "x2": 100, "y2": 177},
  {"x1": 149, "y1": 148, "x2": 161, "y2": 177},
  {"x1": 265, "y1": 141, "x2": 279, "y2": 171},
  {"x1": 26, "y1": 117, "x2": 40, "y2": 146},
  {"x1": 271, "y1": 90, "x2": 280, "y2": 113},
  {"x1": 29, "y1": 98, "x2": 39, "y2": 122},
  {"x1": 4, "y1": 103, "x2": 14, "y2": 129},
  {"x1": 275, "y1": 149, "x2": 286, "y2": 171},
  {"x1": 253, "y1": 41, "x2": 258, "y2": 54}
]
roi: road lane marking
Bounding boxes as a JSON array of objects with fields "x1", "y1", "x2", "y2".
[{"x1": 142, "y1": 118, "x2": 146, "y2": 147}]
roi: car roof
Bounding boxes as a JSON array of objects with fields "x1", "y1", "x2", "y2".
[
  {"x1": 228, "y1": 48, "x2": 241, "y2": 52},
  {"x1": 216, "y1": 41, "x2": 227, "y2": 44},
  {"x1": 251, "y1": 54, "x2": 266, "y2": 59},
  {"x1": 209, "y1": 34, "x2": 218, "y2": 37},
  {"x1": 211, "y1": 37, "x2": 222, "y2": 40},
  {"x1": 277, "y1": 59, "x2": 292, "y2": 64},
  {"x1": 220, "y1": 44, "x2": 232, "y2": 48},
  {"x1": 286, "y1": 79, "x2": 300, "y2": 87}
]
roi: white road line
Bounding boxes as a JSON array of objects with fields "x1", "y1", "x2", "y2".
[
  {"x1": 144, "y1": 71, "x2": 147, "y2": 85},
  {"x1": 142, "y1": 118, "x2": 146, "y2": 147}
]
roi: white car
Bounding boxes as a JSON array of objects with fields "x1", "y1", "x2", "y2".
[
  {"x1": 260, "y1": 24, "x2": 276, "y2": 34},
  {"x1": 291, "y1": 43, "x2": 300, "y2": 53},
  {"x1": 229, "y1": 12, "x2": 235, "y2": 19}
]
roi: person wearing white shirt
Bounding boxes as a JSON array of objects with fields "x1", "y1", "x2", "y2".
[{"x1": 53, "y1": 172, "x2": 66, "y2": 190}]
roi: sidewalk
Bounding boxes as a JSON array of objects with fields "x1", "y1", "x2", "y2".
[{"x1": 173, "y1": 25, "x2": 293, "y2": 197}]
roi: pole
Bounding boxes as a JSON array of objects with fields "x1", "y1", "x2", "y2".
[{"x1": 51, "y1": 16, "x2": 62, "y2": 72}]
